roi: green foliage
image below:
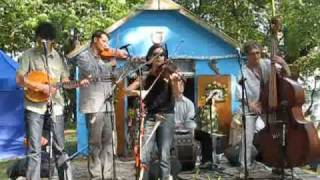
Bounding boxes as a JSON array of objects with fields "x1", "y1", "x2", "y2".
[
  {"x1": 0, "y1": 0, "x2": 144, "y2": 54},
  {"x1": 0, "y1": 0, "x2": 144, "y2": 122},
  {"x1": 280, "y1": 0, "x2": 320, "y2": 63},
  {"x1": 294, "y1": 48, "x2": 320, "y2": 76},
  {"x1": 174, "y1": 0, "x2": 271, "y2": 44},
  {"x1": 174, "y1": 0, "x2": 320, "y2": 71}
]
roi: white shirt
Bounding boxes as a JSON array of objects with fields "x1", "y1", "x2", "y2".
[
  {"x1": 174, "y1": 95, "x2": 197, "y2": 129},
  {"x1": 236, "y1": 58, "x2": 272, "y2": 113}
]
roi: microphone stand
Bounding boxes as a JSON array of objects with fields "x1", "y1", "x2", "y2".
[
  {"x1": 42, "y1": 40, "x2": 55, "y2": 180},
  {"x1": 236, "y1": 49, "x2": 250, "y2": 179},
  {"x1": 137, "y1": 67, "x2": 145, "y2": 180},
  {"x1": 108, "y1": 59, "x2": 134, "y2": 180}
]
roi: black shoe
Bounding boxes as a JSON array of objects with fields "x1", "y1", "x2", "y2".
[
  {"x1": 272, "y1": 168, "x2": 283, "y2": 175},
  {"x1": 211, "y1": 164, "x2": 224, "y2": 171},
  {"x1": 199, "y1": 162, "x2": 212, "y2": 169}
]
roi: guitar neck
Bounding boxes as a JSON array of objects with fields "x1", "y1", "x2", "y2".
[
  {"x1": 58, "y1": 76, "x2": 114, "y2": 89},
  {"x1": 57, "y1": 81, "x2": 81, "y2": 89}
]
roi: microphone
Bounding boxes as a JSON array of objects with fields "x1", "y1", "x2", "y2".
[
  {"x1": 236, "y1": 47, "x2": 241, "y2": 57},
  {"x1": 119, "y1": 44, "x2": 131, "y2": 50},
  {"x1": 41, "y1": 39, "x2": 48, "y2": 57},
  {"x1": 205, "y1": 91, "x2": 218, "y2": 103},
  {"x1": 119, "y1": 44, "x2": 131, "y2": 57}
]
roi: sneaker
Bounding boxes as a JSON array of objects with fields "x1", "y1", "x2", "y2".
[
  {"x1": 211, "y1": 164, "x2": 225, "y2": 171},
  {"x1": 199, "y1": 161, "x2": 212, "y2": 169},
  {"x1": 239, "y1": 172, "x2": 245, "y2": 179}
]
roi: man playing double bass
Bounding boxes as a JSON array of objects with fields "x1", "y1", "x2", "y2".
[{"x1": 236, "y1": 41, "x2": 290, "y2": 177}]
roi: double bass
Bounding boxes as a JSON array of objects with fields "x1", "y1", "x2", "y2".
[{"x1": 254, "y1": 23, "x2": 320, "y2": 168}]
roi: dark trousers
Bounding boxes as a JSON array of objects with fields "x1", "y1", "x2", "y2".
[{"x1": 194, "y1": 130, "x2": 213, "y2": 163}]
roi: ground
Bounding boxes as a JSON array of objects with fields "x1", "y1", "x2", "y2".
[
  {"x1": 70, "y1": 156, "x2": 320, "y2": 180},
  {"x1": 1, "y1": 130, "x2": 319, "y2": 180}
]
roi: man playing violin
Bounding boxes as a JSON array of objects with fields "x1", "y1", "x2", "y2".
[
  {"x1": 126, "y1": 44, "x2": 180, "y2": 180},
  {"x1": 75, "y1": 30, "x2": 127, "y2": 180},
  {"x1": 16, "y1": 22, "x2": 70, "y2": 180}
]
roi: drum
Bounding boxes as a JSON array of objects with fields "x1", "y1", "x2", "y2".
[{"x1": 172, "y1": 129, "x2": 197, "y2": 170}]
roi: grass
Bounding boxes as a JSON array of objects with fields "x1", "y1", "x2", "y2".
[
  {"x1": 0, "y1": 160, "x2": 12, "y2": 179},
  {"x1": 0, "y1": 129, "x2": 78, "y2": 179}
]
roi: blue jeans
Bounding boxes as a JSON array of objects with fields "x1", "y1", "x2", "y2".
[
  {"x1": 141, "y1": 113, "x2": 174, "y2": 180},
  {"x1": 25, "y1": 110, "x2": 65, "y2": 180}
]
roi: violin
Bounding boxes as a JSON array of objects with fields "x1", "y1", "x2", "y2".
[
  {"x1": 155, "y1": 61, "x2": 178, "y2": 77},
  {"x1": 99, "y1": 47, "x2": 128, "y2": 60}
]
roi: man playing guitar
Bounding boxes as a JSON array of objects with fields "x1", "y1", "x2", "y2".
[{"x1": 16, "y1": 22, "x2": 70, "y2": 180}]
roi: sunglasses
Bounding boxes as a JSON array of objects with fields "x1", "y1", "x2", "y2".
[{"x1": 152, "y1": 52, "x2": 165, "y2": 57}]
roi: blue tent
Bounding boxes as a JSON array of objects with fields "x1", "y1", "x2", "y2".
[{"x1": 0, "y1": 50, "x2": 25, "y2": 160}]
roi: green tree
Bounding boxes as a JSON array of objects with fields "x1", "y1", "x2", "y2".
[
  {"x1": 174, "y1": 0, "x2": 320, "y2": 71},
  {"x1": 280, "y1": 0, "x2": 320, "y2": 64},
  {"x1": 0, "y1": 0, "x2": 144, "y2": 122},
  {"x1": 174, "y1": 0, "x2": 271, "y2": 44},
  {"x1": 0, "y1": 0, "x2": 144, "y2": 54}
]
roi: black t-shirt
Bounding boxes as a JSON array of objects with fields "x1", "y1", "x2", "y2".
[{"x1": 143, "y1": 74, "x2": 175, "y2": 114}]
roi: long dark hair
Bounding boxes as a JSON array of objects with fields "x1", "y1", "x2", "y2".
[
  {"x1": 145, "y1": 44, "x2": 168, "y2": 69},
  {"x1": 146, "y1": 44, "x2": 168, "y2": 61}
]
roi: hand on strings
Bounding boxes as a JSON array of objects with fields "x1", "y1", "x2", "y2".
[
  {"x1": 271, "y1": 55, "x2": 285, "y2": 66},
  {"x1": 169, "y1": 71, "x2": 182, "y2": 81},
  {"x1": 249, "y1": 101, "x2": 262, "y2": 114},
  {"x1": 39, "y1": 84, "x2": 57, "y2": 96},
  {"x1": 108, "y1": 58, "x2": 117, "y2": 67},
  {"x1": 79, "y1": 75, "x2": 92, "y2": 87},
  {"x1": 271, "y1": 55, "x2": 291, "y2": 76},
  {"x1": 118, "y1": 49, "x2": 128, "y2": 58}
]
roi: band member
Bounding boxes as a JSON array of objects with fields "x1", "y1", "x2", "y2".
[
  {"x1": 174, "y1": 77, "x2": 214, "y2": 169},
  {"x1": 16, "y1": 22, "x2": 70, "y2": 180},
  {"x1": 237, "y1": 41, "x2": 290, "y2": 176},
  {"x1": 75, "y1": 30, "x2": 127, "y2": 180},
  {"x1": 126, "y1": 44, "x2": 180, "y2": 179}
]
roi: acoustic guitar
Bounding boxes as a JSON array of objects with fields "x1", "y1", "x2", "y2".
[{"x1": 25, "y1": 71, "x2": 112, "y2": 103}]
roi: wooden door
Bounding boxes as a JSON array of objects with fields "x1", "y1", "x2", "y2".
[
  {"x1": 114, "y1": 81, "x2": 125, "y2": 155},
  {"x1": 197, "y1": 75, "x2": 232, "y2": 136}
]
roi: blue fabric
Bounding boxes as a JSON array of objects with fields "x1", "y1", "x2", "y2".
[
  {"x1": 76, "y1": 68, "x2": 88, "y2": 155},
  {"x1": 0, "y1": 50, "x2": 19, "y2": 91},
  {"x1": 0, "y1": 50, "x2": 26, "y2": 160}
]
